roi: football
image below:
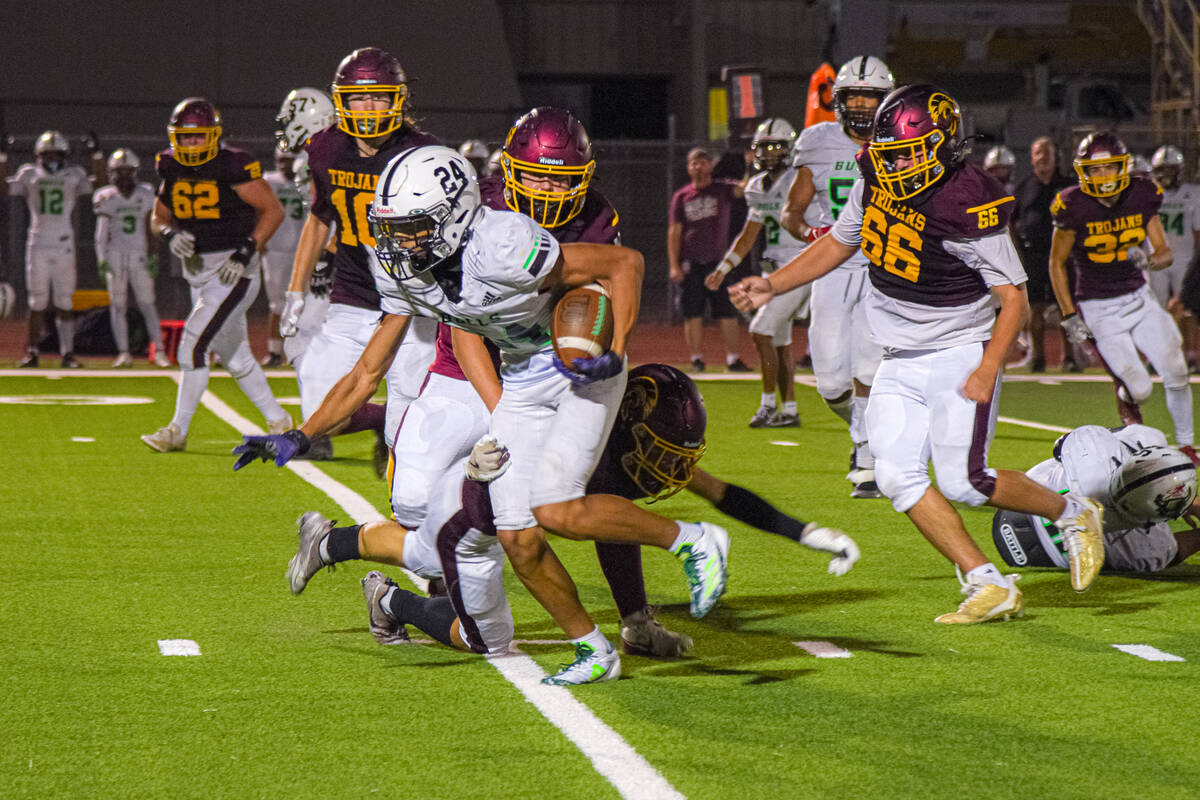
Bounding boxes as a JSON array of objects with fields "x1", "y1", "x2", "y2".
[
  {"x1": 0, "y1": 282, "x2": 15, "y2": 319},
  {"x1": 552, "y1": 283, "x2": 614, "y2": 368}
]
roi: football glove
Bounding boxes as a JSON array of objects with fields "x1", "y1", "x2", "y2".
[
  {"x1": 217, "y1": 237, "x2": 256, "y2": 285},
  {"x1": 802, "y1": 224, "x2": 832, "y2": 243},
  {"x1": 465, "y1": 435, "x2": 511, "y2": 482},
  {"x1": 799, "y1": 523, "x2": 860, "y2": 576},
  {"x1": 145, "y1": 253, "x2": 159, "y2": 279},
  {"x1": 166, "y1": 229, "x2": 196, "y2": 259},
  {"x1": 97, "y1": 260, "x2": 110, "y2": 280},
  {"x1": 553, "y1": 351, "x2": 624, "y2": 385},
  {"x1": 1061, "y1": 313, "x2": 1092, "y2": 344},
  {"x1": 1125, "y1": 245, "x2": 1149, "y2": 270},
  {"x1": 279, "y1": 291, "x2": 305, "y2": 337},
  {"x1": 309, "y1": 251, "x2": 335, "y2": 298},
  {"x1": 233, "y1": 429, "x2": 310, "y2": 470}
]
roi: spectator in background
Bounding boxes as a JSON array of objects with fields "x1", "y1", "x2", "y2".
[
  {"x1": 668, "y1": 146, "x2": 750, "y2": 373},
  {"x1": 1013, "y1": 136, "x2": 1076, "y2": 372}
]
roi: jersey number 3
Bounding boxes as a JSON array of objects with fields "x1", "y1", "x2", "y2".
[{"x1": 860, "y1": 205, "x2": 923, "y2": 283}]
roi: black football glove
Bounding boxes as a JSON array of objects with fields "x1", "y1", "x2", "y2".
[
  {"x1": 309, "y1": 251, "x2": 336, "y2": 298},
  {"x1": 552, "y1": 351, "x2": 624, "y2": 385},
  {"x1": 233, "y1": 429, "x2": 310, "y2": 470}
]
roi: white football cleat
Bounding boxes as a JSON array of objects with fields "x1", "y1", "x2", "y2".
[
  {"x1": 112, "y1": 352, "x2": 133, "y2": 368},
  {"x1": 140, "y1": 423, "x2": 186, "y2": 453},
  {"x1": 153, "y1": 351, "x2": 171, "y2": 368}
]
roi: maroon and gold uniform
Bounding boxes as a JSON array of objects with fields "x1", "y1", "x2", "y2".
[
  {"x1": 1050, "y1": 176, "x2": 1162, "y2": 301},
  {"x1": 155, "y1": 147, "x2": 261, "y2": 252}
]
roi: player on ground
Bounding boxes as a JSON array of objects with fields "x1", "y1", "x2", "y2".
[
  {"x1": 3, "y1": 131, "x2": 94, "y2": 368},
  {"x1": 781, "y1": 55, "x2": 894, "y2": 498},
  {"x1": 993, "y1": 424, "x2": 1199, "y2": 574},
  {"x1": 282, "y1": 48, "x2": 440, "y2": 464},
  {"x1": 289, "y1": 364, "x2": 859, "y2": 661},
  {"x1": 234, "y1": 145, "x2": 731, "y2": 684},
  {"x1": 261, "y1": 147, "x2": 308, "y2": 367},
  {"x1": 731, "y1": 85, "x2": 1107, "y2": 621},
  {"x1": 93, "y1": 148, "x2": 169, "y2": 367},
  {"x1": 1049, "y1": 132, "x2": 1196, "y2": 462},
  {"x1": 1150, "y1": 145, "x2": 1200, "y2": 370},
  {"x1": 140, "y1": 97, "x2": 290, "y2": 452},
  {"x1": 706, "y1": 118, "x2": 807, "y2": 428}
]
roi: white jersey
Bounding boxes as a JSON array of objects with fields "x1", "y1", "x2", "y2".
[
  {"x1": 793, "y1": 121, "x2": 868, "y2": 270},
  {"x1": 264, "y1": 170, "x2": 306, "y2": 255},
  {"x1": 744, "y1": 167, "x2": 806, "y2": 266},
  {"x1": 92, "y1": 183, "x2": 155, "y2": 254},
  {"x1": 374, "y1": 206, "x2": 561, "y2": 365},
  {"x1": 7, "y1": 163, "x2": 91, "y2": 245},
  {"x1": 1157, "y1": 182, "x2": 1200, "y2": 265}
]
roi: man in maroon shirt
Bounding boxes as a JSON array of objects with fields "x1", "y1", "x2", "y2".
[{"x1": 668, "y1": 147, "x2": 749, "y2": 372}]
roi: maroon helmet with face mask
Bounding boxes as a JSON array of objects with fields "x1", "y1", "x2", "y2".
[
  {"x1": 167, "y1": 98, "x2": 223, "y2": 167},
  {"x1": 500, "y1": 107, "x2": 596, "y2": 228},
  {"x1": 331, "y1": 47, "x2": 408, "y2": 138},
  {"x1": 868, "y1": 84, "x2": 964, "y2": 201},
  {"x1": 1073, "y1": 131, "x2": 1131, "y2": 198}
]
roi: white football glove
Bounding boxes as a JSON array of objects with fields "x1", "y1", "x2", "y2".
[
  {"x1": 799, "y1": 523, "x2": 860, "y2": 576},
  {"x1": 465, "y1": 435, "x2": 511, "y2": 482},
  {"x1": 279, "y1": 291, "x2": 305, "y2": 338},
  {"x1": 1125, "y1": 245, "x2": 1149, "y2": 270},
  {"x1": 1061, "y1": 313, "x2": 1092, "y2": 344},
  {"x1": 217, "y1": 257, "x2": 245, "y2": 285},
  {"x1": 167, "y1": 230, "x2": 196, "y2": 259}
]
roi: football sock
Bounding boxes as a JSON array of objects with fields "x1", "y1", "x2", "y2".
[
  {"x1": 268, "y1": 337, "x2": 283, "y2": 356},
  {"x1": 761, "y1": 393, "x2": 777, "y2": 409},
  {"x1": 595, "y1": 542, "x2": 648, "y2": 619},
  {"x1": 232, "y1": 365, "x2": 287, "y2": 423},
  {"x1": 669, "y1": 521, "x2": 703, "y2": 554},
  {"x1": 171, "y1": 366, "x2": 210, "y2": 434},
  {"x1": 384, "y1": 588, "x2": 456, "y2": 647},
  {"x1": 965, "y1": 562, "x2": 1008, "y2": 589},
  {"x1": 851, "y1": 395, "x2": 870, "y2": 445},
  {"x1": 109, "y1": 305, "x2": 130, "y2": 353},
  {"x1": 716, "y1": 483, "x2": 807, "y2": 541},
  {"x1": 1164, "y1": 384, "x2": 1195, "y2": 446},
  {"x1": 782, "y1": 401, "x2": 797, "y2": 416},
  {"x1": 573, "y1": 625, "x2": 613, "y2": 653},
  {"x1": 1055, "y1": 494, "x2": 1088, "y2": 526},
  {"x1": 854, "y1": 440, "x2": 875, "y2": 470},
  {"x1": 343, "y1": 401, "x2": 386, "y2": 435},
  {"x1": 55, "y1": 316, "x2": 75, "y2": 356},
  {"x1": 825, "y1": 389, "x2": 852, "y2": 425},
  {"x1": 323, "y1": 525, "x2": 362, "y2": 564},
  {"x1": 138, "y1": 301, "x2": 164, "y2": 350}
]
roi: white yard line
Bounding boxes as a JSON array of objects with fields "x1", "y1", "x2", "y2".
[
  {"x1": 1112, "y1": 644, "x2": 1186, "y2": 662},
  {"x1": 188, "y1": 378, "x2": 681, "y2": 800},
  {"x1": 793, "y1": 641, "x2": 853, "y2": 658}
]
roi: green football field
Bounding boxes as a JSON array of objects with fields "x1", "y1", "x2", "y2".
[{"x1": 2, "y1": 367, "x2": 1198, "y2": 799}]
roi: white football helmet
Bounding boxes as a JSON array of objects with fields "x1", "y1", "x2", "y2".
[
  {"x1": 984, "y1": 146, "x2": 1016, "y2": 170},
  {"x1": 833, "y1": 56, "x2": 894, "y2": 138},
  {"x1": 292, "y1": 150, "x2": 312, "y2": 194},
  {"x1": 106, "y1": 148, "x2": 140, "y2": 173},
  {"x1": 1152, "y1": 144, "x2": 1185, "y2": 189},
  {"x1": 1109, "y1": 445, "x2": 1198, "y2": 525},
  {"x1": 458, "y1": 139, "x2": 489, "y2": 161},
  {"x1": 369, "y1": 145, "x2": 481, "y2": 281},
  {"x1": 751, "y1": 117, "x2": 796, "y2": 172},
  {"x1": 35, "y1": 130, "x2": 69, "y2": 173},
  {"x1": 1131, "y1": 153, "x2": 1152, "y2": 178},
  {"x1": 486, "y1": 147, "x2": 504, "y2": 177},
  {"x1": 275, "y1": 87, "x2": 335, "y2": 153}
]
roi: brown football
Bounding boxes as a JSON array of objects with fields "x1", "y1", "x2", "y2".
[{"x1": 552, "y1": 283, "x2": 614, "y2": 369}]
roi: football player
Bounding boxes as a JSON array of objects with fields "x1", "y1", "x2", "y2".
[
  {"x1": 2, "y1": 131, "x2": 95, "y2": 368},
  {"x1": 92, "y1": 148, "x2": 169, "y2": 367},
  {"x1": 983, "y1": 145, "x2": 1016, "y2": 194},
  {"x1": 780, "y1": 55, "x2": 894, "y2": 498},
  {"x1": 706, "y1": 118, "x2": 808, "y2": 428},
  {"x1": 1150, "y1": 145, "x2": 1200, "y2": 370},
  {"x1": 234, "y1": 145, "x2": 731, "y2": 684},
  {"x1": 280, "y1": 48, "x2": 440, "y2": 464},
  {"x1": 288, "y1": 364, "x2": 858, "y2": 661},
  {"x1": 140, "y1": 97, "x2": 291, "y2": 452},
  {"x1": 457, "y1": 138, "x2": 489, "y2": 175},
  {"x1": 993, "y1": 424, "x2": 1199, "y2": 574},
  {"x1": 260, "y1": 148, "x2": 308, "y2": 367},
  {"x1": 731, "y1": 85, "x2": 1109, "y2": 622},
  {"x1": 1049, "y1": 132, "x2": 1196, "y2": 463}
]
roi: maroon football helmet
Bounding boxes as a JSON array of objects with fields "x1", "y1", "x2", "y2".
[
  {"x1": 500, "y1": 107, "x2": 596, "y2": 228},
  {"x1": 868, "y1": 84, "x2": 963, "y2": 201},
  {"x1": 1073, "y1": 131, "x2": 1131, "y2": 198},
  {"x1": 331, "y1": 47, "x2": 407, "y2": 138},
  {"x1": 167, "y1": 97, "x2": 222, "y2": 167},
  {"x1": 611, "y1": 364, "x2": 707, "y2": 503}
]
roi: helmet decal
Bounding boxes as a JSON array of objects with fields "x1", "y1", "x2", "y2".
[{"x1": 928, "y1": 93, "x2": 958, "y2": 136}]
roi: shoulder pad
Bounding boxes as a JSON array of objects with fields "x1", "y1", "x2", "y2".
[{"x1": 464, "y1": 209, "x2": 559, "y2": 289}]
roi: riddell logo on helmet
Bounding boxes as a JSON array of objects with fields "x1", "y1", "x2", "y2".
[
  {"x1": 999, "y1": 523, "x2": 1027, "y2": 566},
  {"x1": 538, "y1": 157, "x2": 565, "y2": 165}
]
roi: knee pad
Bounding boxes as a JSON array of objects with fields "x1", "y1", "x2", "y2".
[
  {"x1": 821, "y1": 387, "x2": 853, "y2": 405},
  {"x1": 389, "y1": 468, "x2": 433, "y2": 530},
  {"x1": 223, "y1": 349, "x2": 257, "y2": 380},
  {"x1": 1125, "y1": 375, "x2": 1153, "y2": 403},
  {"x1": 939, "y1": 472, "x2": 988, "y2": 506},
  {"x1": 873, "y1": 459, "x2": 928, "y2": 513}
]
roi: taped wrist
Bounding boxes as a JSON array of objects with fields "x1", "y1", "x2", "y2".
[
  {"x1": 716, "y1": 255, "x2": 738, "y2": 275},
  {"x1": 230, "y1": 236, "x2": 257, "y2": 266}
]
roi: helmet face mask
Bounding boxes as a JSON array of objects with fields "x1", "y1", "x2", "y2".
[
  {"x1": 868, "y1": 85, "x2": 961, "y2": 202},
  {"x1": 331, "y1": 48, "x2": 407, "y2": 139},
  {"x1": 833, "y1": 56, "x2": 894, "y2": 139},
  {"x1": 1073, "y1": 132, "x2": 1130, "y2": 198},
  {"x1": 1108, "y1": 445, "x2": 1198, "y2": 525},
  {"x1": 750, "y1": 118, "x2": 796, "y2": 173},
  {"x1": 615, "y1": 364, "x2": 707, "y2": 502},
  {"x1": 1151, "y1": 144, "x2": 1184, "y2": 189},
  {"x1": 35, "y1": 130, "x2": 69, "y2": 174},
  {"x1": 168, "y1": 98, "x2": 222, "y2": 167},
  {"x1": 106, "y1": 148, "x2": 140, "y2": 191},
  {"x1": 275, "y1": 87, "x2": 335, "y2": 152},
  {"x1": 501, "y1": 107, "x2": 595, "y2": 228}
]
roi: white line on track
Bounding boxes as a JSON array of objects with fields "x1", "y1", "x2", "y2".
[
  {"x1": 188, "y1": 377, "x2": 680, "y2": 800},
  {"x1": 1112, "y1": 644, "x2": 1186, "y2": 662}
]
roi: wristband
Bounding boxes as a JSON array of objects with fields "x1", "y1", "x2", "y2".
[
  {"x1": 230, "y1": 236, "x2": 257, "y2": 266},
  {"x1": 716, "y1": 255, "x2": 738, "y2": 276}
]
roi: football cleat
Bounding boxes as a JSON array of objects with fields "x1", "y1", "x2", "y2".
[
  {"x1": 361, "y1": 570, "x2": 410, "y2": 645},
  {"x1": 260, "y1": 352, "x2": 284, "y2": 368},
  {"x1": 766, "y1": 410, "x2": 801, "y2": 428},
  {"x1": 676, "y1": 522, "x2": 730, "y2": 619},
  {"x1": 267, "y1": 414, "x2": 293, "y2": 436},
  {"x1": 288, "y1": 511, "x2": 335, "y2": 594},
  {"x1": 541, "y1": 640, "x2": 622, "y2": 685},
  {"x1": 690, "y1": 358, "x2": 705, "y2": 374},
  {"x1": 1115, "y1": 384, "x2": 1143, "y2": 426},
  {"x1": 726, "y1": 358, "x2": 752, "y2": 373},
  {"x1": 850, "y1": 468, "x2": 883, "y2": 498},
  {"x1": 153, "y1": 351, "x2": 172, "y2": 368},
  {"x1": 1057, "y1": 498, "x2": 1105, "y2": 592},
  {"x1": 620, "y1": 607, "x2": 693, "y2": 657},
  {"x1": 61, "y1": 353, "x2": 82, "y2": 369},
  {"x1": 935, "y1": 571, "x2": 1023, "y2": 624},
  {"x1": 140, "y1": 423, "x2": 186, "y2": 452},
  {"x1": 19, "y1": 349, "x2": 39, "y2": 368},
  {"x1": 748, "y1": 405, "x2": 775, "y2": 428},
  {"x1": 112, "y1": 352, "x2": 133, "y2": 368}
]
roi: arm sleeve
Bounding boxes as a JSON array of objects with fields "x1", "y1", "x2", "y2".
[
  {"x1": 94, "y1": 214, "x2": 109, "y2": 263},
  {"x1": 7, "y1": 169, "x2": 27, "y2": 196},
  {"x1": 829, "y1": 179, "x2": 865, "y2": 247},
  {"x1": 944, "y1": 232, "x2": 1028, "y2": 288}
]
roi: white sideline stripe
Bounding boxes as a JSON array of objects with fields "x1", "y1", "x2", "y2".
[
  {"x1": 158, "y1": 639, "x2": 201, "y2": 656},
  {"x1": 71, "y1": 436, "x2": 95, "y2": 442},
  {"x1": 770, "y1": 440, "x2": 800, "y2": 447},
  {"x1": 1113, "y1": 644, "x2": 1185, "y2": 662},
  {"x1": 793, "y1": 641, "x2": 852, "y2": 659},
  {"x1": 193, "y1": 384, "x2": 675, "y2": 799},
  {"x1": 489, "y1": 647, "x2": 686, "y2": 800},
  {"x1": 997, "y1": 416, "x2": 1072, "y2": 434}
]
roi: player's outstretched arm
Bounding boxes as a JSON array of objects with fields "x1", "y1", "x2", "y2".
[
  {"x1": 729, "y1": 234, "x2": 855, "y2": 312},
  {"x1": 705, "y1": 219, "x2": 762, "y2": 291},
  {"x1": 557, "y1": 242, "x2": 643, "y2": 357}
]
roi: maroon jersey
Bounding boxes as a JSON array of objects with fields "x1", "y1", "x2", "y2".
[
  {"x1": 668, "y1": 179, "x2": 741, "y2": 263},
  {"x1": 428, "y1": 177, "x2": 622, "y2": 379},
  {"x1": 856, "y1": 154, "x2": 1014, "y2": 307},
  {"x1": 155, "y1": 147, "x2": 261, "y2": 252},
  {"x1": 306, "y1": 125, "x2": 440, "y2": 310},
  {"x1": 1050, "y1": 177, "x2": 1162, "y2": 301}
]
